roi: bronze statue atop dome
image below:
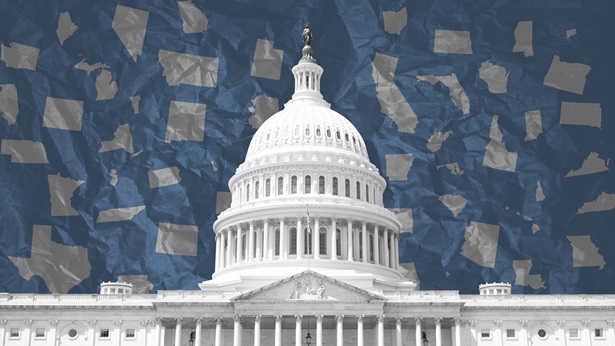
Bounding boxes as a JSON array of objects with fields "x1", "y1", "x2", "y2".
[{"x1": 301, "y1": 22, "x2": 315, "y2": 62}]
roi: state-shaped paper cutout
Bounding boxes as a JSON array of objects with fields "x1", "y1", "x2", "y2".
[
  {"x1": 479, "y1": 61, "x2": 509, "y2": 94},
  {"x1": 565, "y1": 152, "x2": 608, "y2": 177},
  {"x1": 131, "y1": 95, "x2": 140, "y2": 114},
  {"x1": 117, "y1": 274, "x2": 154, "y2": 294},
  {"x1": 159, "y1": 50, "x2": 218, "y2": 87},
  {"x1": 1, "y1": 139, "x2": 49, "y2": 163},
  {"x1": 577, "y1": 192, "x2": 615, "y2": 214},
  {"x1": 385, "y1": 153, "x2": 414, "y2": 181},
  {"x1": 177, "y1": 1, "x2": 208, "y2": 34},
  {"x1": 95, "y1": 69, "x2": 118, "y2": 100},
  {"x1": 251, "y1": 39, "x2": 283, "y2": 80},
  {"x1": 96, "y1": 206, "x2": 145, "y2": 223},
  {"x1": 513, "y1": 260, "x2": 544, "y2": 289},
  {"x1": 155, "y1": 222, "x2": 198, "y2": 256},
  {"x1": 433, "y1": 30, "x2": 472, "y2": 54},
  {"x1": 8, "y1": 225, "x2": 91, "y2": 293},
  {"x1": 99, "y1": 124, "x2": 134, "y2": 154},
  {"x1": 437, "y1": 162, "x2": 464, "y2": 176},
  {"x1": 388, "y1": 208, "x2": 413, "y2": 233},
  {"x1": 165, "y1": 100, "x2": 206, "y2": 142},
  {"x1": 383, "y1": 7, "x2": 407, "y2": 35},
  {"x1": 536, "y1": 181, "x2": 545, "y2": 202},
  {"x1": 524, "y1": 110, "x2": 542, "y2": 141},
  {"x1": 544, "y1": 55, "x2": 591, "y2": 95},
  {"x1": 417, "y1": 74, "x2": 470, "y2": 115},
  {"x1": 372, "y1": 53, "x2": 419, "y2": 133},
  {"x1": 439, "y1": 194, "x2": 467, "y2": 217},
  {"x1": 460, "y1": 221, "x2": 500, "y2": 268},
  {"x1": 248, "y1": 94, "x2": 279, "y2": 129},
  {"x1": 148, "y1": 167, "x2": 182, "y2": 188},
  {"x1": 567, "y1": 236, "x2": 605, "y2": 269},
  {"x1": 1, "y1": 42, "x2": 39, "y2": 70},
  {"x1": 512, "y1": 21, "x2": 533, "y2": 57},
  {"x1": 57, "y1": 12, "x2": 78, "y2": 45},
  {"x1": 560, "y1": 102, "x2": 601, "y2": 128},
  {"x1": 427, "y1": 130, "x2": 452, "y2": 152},
  {"x1": 483, "y1": 115, "x2": 517, "y2": 172},
  {"x1": 42, "y1": 97, "x2": 84, "y2": 131},
  {"x1": 48, "y1": 174, "x2": 85, "y2": 216},
  {"x1": 112, "y1": 5, "x2": 149, "y2": 62},
  {"x1": 0, "y1": 84, "x2": 19, "y2": 124},
  {"x1": 216, "y1": 191, "x2": 232, "y2": 215}
]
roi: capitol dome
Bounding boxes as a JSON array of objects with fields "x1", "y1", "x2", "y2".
[{"x1": 201, "y1": 40, "x2": 414, "y2": 293}]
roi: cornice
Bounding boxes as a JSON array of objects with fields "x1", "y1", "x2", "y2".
[{"x1": 462, "y1": 306, "x2": 615, "y2": 311}]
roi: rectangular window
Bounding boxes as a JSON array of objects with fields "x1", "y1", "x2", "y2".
[
  {"x1": 100, "y1": 329, "x2": 110, "y2": 339},
  {"x1": 9, "y1": 328, "x2": 20, "y2": 338},
  {"x1": 126, "y1": 329, "x2": 136, "y2": 339},
  {"x1": 319, "y1": 228, "x2": 327, "y2": 255},
  {"x1": 569, "y1": 328, "x2": 579, "y2": 339},
  {"x1": 481, "y1": 329, "x2": 491, "y2": 339},
  {"x1": 506, "y1": 329, "x2": 516, "y2": 338},
  {"x1": 35, "y1": 328, "x2": 46, "y2": 338},
  {"x1": 595, "y1": 328, "x2": 603, "y2": 338}
]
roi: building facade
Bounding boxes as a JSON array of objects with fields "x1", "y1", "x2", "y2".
[{"x1": 2, "y1": 31, "x2": 615, "y2": 346}]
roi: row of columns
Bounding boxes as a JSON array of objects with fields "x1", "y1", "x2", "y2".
[{"x1": 215, "y1": 218, "x2": 399, "y2": 271}]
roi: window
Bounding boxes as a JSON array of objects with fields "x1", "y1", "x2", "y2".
[
  {"x1": 359, "y1": 235, "x2": 363, "y2": 260},
  {"x1": 326, "y1": 128, "x2": 331, "y2": 138},
  {"x1": 68, "y1": 329, "x2": 78, "y2": 339},
  {"x1": 277, "y1": 177, "x2": 283, "y2": 195},
  {"x1": 481, "y1": 329, "x2": 490, "y2": 339},
  {"x1": 291, "y1": 176, "x2": 297, "y2": 194},
  {"x1": 304, "y1": 175, "x2": 311, "y2": 194},
  {"x1": 246, "y1": 183, "x2": 250, "y2": 201},
  {"x1": 10, "y1": 328, "x2": 20, "y2": 338},
  {"x1": 496, "y1": 289, "x2": 502, "y2": 294},
  {"x1": 117, "y1": 288, "x2": 123, "y2": 294},
  {"x1": 35, "y1": 328, "x2": 46, "y2": 338},
  {"x1": 126, "y1": 329, "x2": 136, "y2": 339},
  {"x1": 336, "y1": 229, "x2": 342, "y2": 257},
  {"x1": 319, "y1": 227, "x2": 327, "y2": 255},
  {"x1": 242, "y1": 234, "x2": 247, "y2": 260},
  {"x1": 110, "y1": 288, "x2": 115, "y2": 294},
  {"x1": 538, "y1": 329, "x2": 546, "y2": 338},
  {"x1": 506, "y1": 329, "x2": 516, "y2": 339},
  {"x1": 345, "y1": 179, "x2": 350, "y2": 197},
  {"x1": 304, "y1": 227, "x2": 312, "y2": 255},
  {"x1": 569, "y1": 328, "x2": 579, "y2": 339},
  {"x1": 100, "y1": 329, "x2": 110, "y2": 339},
  {"x1": 595, "y1": 328, "x2": 604, "y2": 338},
  {"x1": 356, "y1": 181, "x2": 361, "y2": 200},
  {"x1": 305, "y1": 127, "x2": 310, "y2": 136},
  {"x1": 316, "y1": 128, "x2": 321, "y2": 137},
  {"x1": 275, "y1": 229, "x2": 280, "y2": 256},
  {"x1": 345, "y1": 133, "x2": 349, "y2": 142},
  {"x1": 336, "y1": 131, "x2": 341, "y2": 140},
  {"x1": 369, "y1": 234, "x2": 374, "y2": 261},
  {"x1": 332, "y1": 177, "x2": 338, "y2": 195},
  {"x1": 318, "y1": 176, "x2": 325, "y2": 194},
  {"x1": 255, "y1": 181, "x2": 260, "y2": 199},
  {"x1": 265, "y1": 178, "x2": 271, "y2": 197},
  {"x1": 289, "y1": 227, "x2": 297, "y2": 255},
  {"x1": 365, "y1": 184, "x2": 369, "y2": 202}
]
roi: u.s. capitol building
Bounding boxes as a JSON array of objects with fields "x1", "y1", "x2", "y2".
[{"x1": 1, "y1": 30, "x2": 614, "y2": 346}]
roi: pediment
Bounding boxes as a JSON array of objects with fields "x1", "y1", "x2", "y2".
[{"x1": 231, "y1": 270, "x2": 383, "y2": 303}]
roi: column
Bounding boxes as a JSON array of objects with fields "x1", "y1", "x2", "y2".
[
  {"x1": 237, "y1": 225, "x2": 244, "y2": 263},
  {"x1": 347, "y1": 219, "x2": 353, "y2": 261},
  {"x1": 377, "y1": 315, "x2": 384, "y2": 346},
  {"x1": 174, "y1": 318, "x2": 182, "y2": 346},
  {"x1": 361, "y1": 222, "x2": 367, "y2": 263},
  {"x1": 415, "y1": 318, "x2": 422, "y2": 346},
  {"x1": 493, "y1": 320, "x2": 503, "y2": 346},
  {"x1": 263, "y1": 219, "x2": 270, "y2": 260},
  {"x1": 373, "y1": 227, "x2": 380, "y2": 265},
  {"x1": 254, "y1": 315, "x2": 262, "y2": 346},
  {"x1": 454, "y1": 318, "x2": 462, "y2": 346},
  {"x1": 606, "y1": 320, "x2": 615, "y2": 345},
  {"x1": 295, "y1": 315, "x2": 303, "y2": 346},
  {"x1": 280, "y1": 218, "x2": 287, "y2": 259},
  {"x1": 275, "y1": 316, "x2": 282, "y2": 346},
  {"x1": 297, "y1": 217, "x2": 303, "y2": 259},
  {"x1": 468, "y1": 321, "x2": 477, "y2": 346},
  {"x1": 0, "y1": 320, "x2": 6, "y2": 346},
  {"x1": 138, "y1": 321, "x2": 148, "y2": 346},
  {"x1": 225, "y1": 230, "x2": 231, "y2": 267},
  {"x1": 160, "y1": 324, "x2": 166, "y2": 346},
  {"x1": 314, "y1": 218, "x2": 320, "y2": 259},
  {"x1": 435, "y1": 318, "x2": 442, "y2": 346},
  {"x1": 395, "y1": 318, "x2": 402, "y2": 346},
  {"x1": 331, "y1": 219, "x2": 337, "y2": 259},
  {"x1": 316, "y1": 315, "x2": 323, "y2": 346},
  {"x1": 154, "y1": 319, "x2": 162, "y2": 346},
  {"x1": 114, "y1": 320, "x2": 122, "y2": 346},
  {"x1": 24, "y1": 320, "x2": 32, "y2": 346},
  {"x1": 389, "y1": 231, "x2": 395, "y2": 268},
  {"x1": 233, "y1": 316, "x2": 242, "y2": 346},
  {"x1": 356, "y1": 316, "x2": 364, "y2": 346},
  {"x1": 394, "y1": 234, "x2": 400, "y2": 269},
  {"x1": 336, "y1": 315, "x2": 344, "y2": 346},
  {"x1": 520, "y1": 320, "x2": 529, "y2": 346},
  {"x1": 248, "y1": 222, "x2": 255, "y2": 262},
  {"x1": 48, "y1": 320, "x2": 58, "y2": 346},
  {"x1": 256, "y1": 225, "x2": 262, "y2": 261},
  {"x1": 383, "y1": 229, "x2": 389, "y2": 268},
  {"x1": 195, "y1": 318, "x2": 203, "y2": 346},
  {"x1": 214, "y1": 318, "x2": 223, "y2": 346},
  {"x1": 581, "y1": 320, "x2": 591, "y2": 346},
  {"x1": 215, "y1": 233, "x2": 221, "y2": 271}
]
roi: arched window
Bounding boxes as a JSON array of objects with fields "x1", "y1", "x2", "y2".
[
  {"x1": 326, "y1": 129, "x2": 331, "y2": 138},
  {"x1": 332, "y1": 177, "x2": 338, "y2": 196},
  {"x1": 336, "y1": 131, "x2": 341, "y2": 140},
  {"x1": 291, "y1": 176, "x2": 297, "y2": 194},
  {"x1": 318, "y1": 176, "x2": 325, "y2": 194},
  {"x1": 289, "y1": 227, "x2": 297, "y2": 255},
  {"x1": 277, "y1": 177, "x2": 283, "y2": 195},
  {"x1": 304, "y1": 175, "x2": 311, "y2": 194},
  {"x1": 365, "y1": 184, "x2": 369, "y2": 202},
  {"x1": 274, "y1": 228, "x2": 280, "y2": 256},
  {"x1": 265, "y1": 178, "x2": 271, "y2": 197},
  {"x1": 304, "y1": 227, "x2": 312, "y2": 255},
  {"x1": 369, "y1": 234, "x2": 374, "y2": 262},
  {"x1": 345, "y1": 179, "x2": 350, "y2": 197},
  {"x1": 316, "y1": 127, "x2": 321, "y2": 137},
  {"x1": 305, "y1": 126, "x2": 310, "y2": 136},
  {"x1": 319, "y1": 227, "x2": 327, "y2": 256},
  {"x1": 356, "y1": 181, "x2": 361, "y2": 200},
  {"x1": 255, "y1": 181, "x2": 260, "y2": 199},
  {"x1": 345, "y1": 133, "x2": 349, "y2": 142},
  {"x1": 336, "y1": 228, "x2": 342, "y2": 257},
  {"x1": 246, "y1": 183, "x2": 250, "y2": 202}
]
